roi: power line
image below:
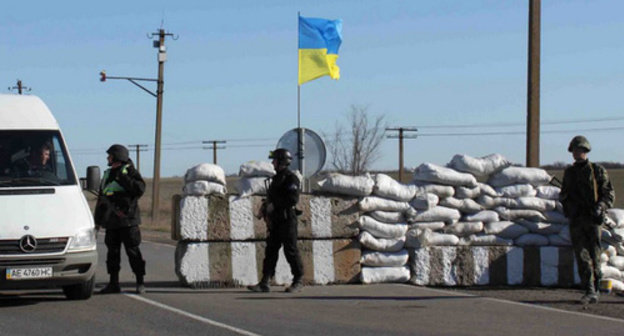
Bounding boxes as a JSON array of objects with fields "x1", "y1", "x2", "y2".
[{"x1": 417, "y1": 116, "x2": 624, "y2": 129}]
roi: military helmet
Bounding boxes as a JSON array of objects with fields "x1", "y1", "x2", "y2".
[
  {"x1": 568, "y1": 135, "x2": 591, "y2": 153},
  {"x1": 269, "y1": 148, "x2": 292, "y2": 166},
  {"x1": 106, "y1": 144, "x2": 130, "y2": 163}
]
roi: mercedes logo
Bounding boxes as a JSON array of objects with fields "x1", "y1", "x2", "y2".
[{"x1": 19, "y1": 235, "x2": 37, "y2": 253}]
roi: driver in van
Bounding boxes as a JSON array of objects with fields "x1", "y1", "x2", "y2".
[{"x1": 12, "y1": 142, "x2": 53, "y2": 177}]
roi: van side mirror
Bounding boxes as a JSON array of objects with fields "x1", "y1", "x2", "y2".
[{"x1": 86, "y1": 166, "x2": 101, "y2": 192}]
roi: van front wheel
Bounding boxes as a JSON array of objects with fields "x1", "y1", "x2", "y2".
[{"x1": 63, "y1": 275, "x2": 95, "y2": 300}]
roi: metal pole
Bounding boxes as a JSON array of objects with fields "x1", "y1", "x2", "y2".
[
  {"x1": 527, "y1": 0, "x2": 541, "y2": 167},
  {"x1": 213, "y1": 141, "x2": 217, "y2": 164},
  {"x1": 399, "y1": 128, "x2": 404, "y2": 182},
  {"x1": 151, "y1": 29, "x2": 166, "y2": 226},
  {"x1": 17, "y1": 80, "x2": 22, "y2": 95},
  {"x1": 136, "y1": 144, "x2": 141, "y2": 172}
]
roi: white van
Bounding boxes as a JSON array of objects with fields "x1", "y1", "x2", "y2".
[{"x1": 0, "y1": 94, "x2": 97, "y2": 300}]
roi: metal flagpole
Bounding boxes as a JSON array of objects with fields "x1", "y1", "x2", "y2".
[{"x1": 297, "y1": 12, "x2": 306, "y2": 190}]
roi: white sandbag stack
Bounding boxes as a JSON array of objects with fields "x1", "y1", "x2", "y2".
[
  {"x1": 357, "y1": 173, "x2": 412, "y2": 284},
  {"x1": 183, "y1": 163, "x2": 227, "y2": 196},
  {"x1": 599, "y1": 209, "x2": 624, "y2": 294},
  {"x1": 235, "y1": 161, "x2": 275, "y2": 197}
]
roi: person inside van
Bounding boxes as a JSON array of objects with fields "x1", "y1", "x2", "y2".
[{"x1": 12, "y1": 142, "x2": 54, "y2": 177}]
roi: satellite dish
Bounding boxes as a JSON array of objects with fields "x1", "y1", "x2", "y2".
[{"x1": 277, "y1": 128, "x2": 326, "y2": 177}]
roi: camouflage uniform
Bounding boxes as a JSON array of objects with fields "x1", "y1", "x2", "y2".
[{"x1": 560, "y1": 137, "x2": 614, "y2": 299}]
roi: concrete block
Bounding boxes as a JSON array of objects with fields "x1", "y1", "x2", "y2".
[{"x1": 175, "y1": 239, "x2": 361, "y2": 287}]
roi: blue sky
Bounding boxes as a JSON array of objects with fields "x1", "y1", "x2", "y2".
[{"x1": 2, "y1": 0, "x2": 623, "y2": 177}]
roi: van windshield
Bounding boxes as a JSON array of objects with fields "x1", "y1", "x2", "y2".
[{"x1": 0, "y1": 130, "x2": 77, "y2": 187}]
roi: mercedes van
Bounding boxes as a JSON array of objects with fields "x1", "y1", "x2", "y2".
[{"x1": 0, "y1": 94, "x2": 97, "y2": 300}]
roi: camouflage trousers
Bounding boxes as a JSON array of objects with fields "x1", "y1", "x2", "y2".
[{"x1": 569, "y1": 216, "x2": 602, "y2": 294}]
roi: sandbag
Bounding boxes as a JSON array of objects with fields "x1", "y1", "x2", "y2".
[
  {"x1": 359, "y1": 196, "x2": 411, "y2": 213},
  {"x1": 495, "y1": 184, "x2": 536, "y2": 198},
  {"x1": 516, "y1": 219, "x2": 564, "y2": 235},
  {"x1": 465, "y1": 234, "x2": 513, "y2": 246},
  {"x1": 183, "y1": 180, "x2": 227, "y2": 196},
  {"x1": 609, "y1": 256, "x2": 624, "y2": 271},
  {"x1": 548, "y1": 234, "x2": 571, "y2": 246},
  {"x1": 184, "y1": 163, "x2": 227, "y2": 185},
  {"x1": 447, "y1": 153, "x2": 511, "y2": 177},
  {"x1": 368, "y1": 210, "x2": 404, "y2": 224},
  {"x1": 317, "y1": 173, "x2": 374, "y2": 197},
  {"x1": 358, "y1": 216, "x2": 408, "y2": 239},
  {"x1": 495, "y1": 207, "x2": 547, "y2": 222},
  {"x1": 443, "y1": 221, "x2": 484, "y2": 237},
  {"x1": 413, "y1": 182, "x2": 455, "y2": 198},
  {"x1": 536, "y1": 186, "x2": 560, "y2": 200},
  {"x1": 406, "y1": 206, "x2": 461, "y2": 224},
  {"x1": 359, "y1": 231, "x2": 405, "y2": 252},
  {"x1": 413, "y1": 163, "x2": 478, "y2": 187},
  {"x1": 410, "y1": 192, "x2": 439, "y2": 210},
  {"x1": 439, "y1": 197, "x2": 483, "y2": 214},
  {"x1": 544, "y1": 211, "x2": 569, "y2": 224},
  {"x1": 601, "y1": 265, "x2": 623, "y2": 281},
  {"x1": 373, "y1": 173, "x2": 416, "y2": 202},
  {"x1": 360, "y1": 266, "x2": 410, "y2": 284},
  {"x1": 455, "y1": 185, "x2": 481, "y2": 199},
  {"x1": 418, "y1": 229, "x2": 460, "y2": 246},
  {"x1": 360, "y1": 250, "x2": 409, "y2": 267},
  {"x1": 514, "y1": 233, "x2": 549, "y2": 246},
  {"x1": 605, "y1": 245, "x2": 617, "y2": 258},
  {"x1": 478, "y1": 183, "x2": 500, "y2": 197},
  {"x1": 408, "y1": 221, "x2": 446, "y2": 231},
  {"x1": 607, "y1": 208, "x2": 624, "y2": 228},
  {"x1": 488, "y1": 166, "x2": 552, "y2": 187},
  {"x1": 476, "y1": 195, "x2": 518, "y2": 209},
  {"x1": 238, "y1": 160, "x2": 275, "y2": 177},
  {"x1": 513, "y1": 197, "x2": 556, "y2": 212},
  {"x1": 484, "y1": 221, "x2": 529, "y2": 239},
  {"x1": 236, "y1": 177, "x2": 269, "y2": 197},
  {"x1": 463, "y1": 210, "x2": 500, "y2": 223}
]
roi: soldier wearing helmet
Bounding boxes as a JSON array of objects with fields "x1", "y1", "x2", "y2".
[
  {"x1": 94, "y1": 144, "x2": 147, "y2": 295},
  {"x1": 248, "y1": 148, "x2": 304, "y2": 293},
  {"x1": 560, "y1": 135, "x2": 614, "y2": 304}
]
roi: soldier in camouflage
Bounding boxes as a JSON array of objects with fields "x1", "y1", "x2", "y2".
[{"x1": 560, "y1": 135, "x2": 615, "y2": 304}]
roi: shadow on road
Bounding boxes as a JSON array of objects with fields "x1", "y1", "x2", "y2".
[
  {"x1": 0, "y1": 291, "x2": 66, "y2": 307},
  {"x1": 241, "y1": 295, "x2": 477, "y2": 302}
]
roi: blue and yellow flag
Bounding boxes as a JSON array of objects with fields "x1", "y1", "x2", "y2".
[{"x1": 298, "y1": 15, "x2": 343, "y2": 85}]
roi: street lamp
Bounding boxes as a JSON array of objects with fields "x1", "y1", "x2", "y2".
[{"x1": 99, "y1": 28, "x2": 176, "y2": 226}]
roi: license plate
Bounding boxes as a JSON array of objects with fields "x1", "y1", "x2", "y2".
[{"x1": 6, "y1": 267, "x2": 53, "y2": 280}]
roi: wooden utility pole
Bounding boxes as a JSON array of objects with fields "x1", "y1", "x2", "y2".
[
  {"x1": 128, "y1": 144, "x2": 148, "y2": 173},
  {"x1": 202, "y1": 140, "x2": 227, "y2": 164},
  {"x1": 8, "y1": 80, "x2": 31, "y2": 94},
  {"x1": 386, "y1": 127, "x2": 417, "y2": 182},
  {"x1": 526, "y1": 0, "x2": 541, "y2": 167}
]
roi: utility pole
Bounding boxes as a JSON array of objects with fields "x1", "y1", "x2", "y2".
[
  {"x1": 202, "y1": 140, "x2": 226, "y2": 164},
  {"x1": 386, "y1": 127, "x2": 418, "y2": 182},
  {"x1": 526, "y1": 0, "x2": 541, "y2": 167},
  {"x1": 8, "y1": 80, "x2": 31, "y2": 94},
  {"x1": 99, "y1": 28, "x2": 176, "y2": 226},
  {"x1": 128, "y1": 144, "x2": 148, "y2": 173}
]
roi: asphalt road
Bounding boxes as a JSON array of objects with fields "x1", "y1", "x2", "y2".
[{"x1": 1, "y1": 232, "x2": 623, "y2": 336}]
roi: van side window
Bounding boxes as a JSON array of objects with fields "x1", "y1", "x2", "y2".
[{"x1": 52, "y1": 136, "x2": 68, "y2": 181}]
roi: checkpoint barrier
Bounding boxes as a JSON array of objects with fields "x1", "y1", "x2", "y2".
[{"x1": 173, "y1": 194, "x2": 362, "y2": 287}]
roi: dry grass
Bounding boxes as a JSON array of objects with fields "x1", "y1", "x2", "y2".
[{"x1": 85, "y1": 168, "x2": 624, "y2": 234}]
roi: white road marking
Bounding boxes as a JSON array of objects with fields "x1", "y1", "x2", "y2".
[
  {"x1": 126, "y1": 293, "x2": 262, "y2": 336},
  {"x1": 407, "y1": 285, "x2": 624, "y2": 324}
]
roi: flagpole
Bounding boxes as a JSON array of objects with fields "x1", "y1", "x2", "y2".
[{"x1": 297, "y1": 12, "x2": 305, "y2": 189}]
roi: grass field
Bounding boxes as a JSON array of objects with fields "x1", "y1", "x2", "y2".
[{"x1": 85, "y1": 168, "x2": 624, "y2": 233}]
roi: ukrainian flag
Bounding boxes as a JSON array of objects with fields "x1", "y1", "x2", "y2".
[{"x1": 298, "y1": 15, "x2": 343, "y2": 85}]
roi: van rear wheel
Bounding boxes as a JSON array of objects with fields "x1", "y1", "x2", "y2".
[{"x1": 63, "y1": 275, "x2": 95, "y2": 300}]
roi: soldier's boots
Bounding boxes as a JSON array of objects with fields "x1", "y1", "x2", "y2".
[
  {"x1": 248, "y1": 279, "x2": 270, "y2": 293},
  {"x1": 99, "y1": 283, "x2": 122, "y2": 294},
  {"x1": 285, "y1": 279, "x2": 303, "y2": 293},
  {"x1": 136, "y1": 275, "x2": 146, "y2": 295}
]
